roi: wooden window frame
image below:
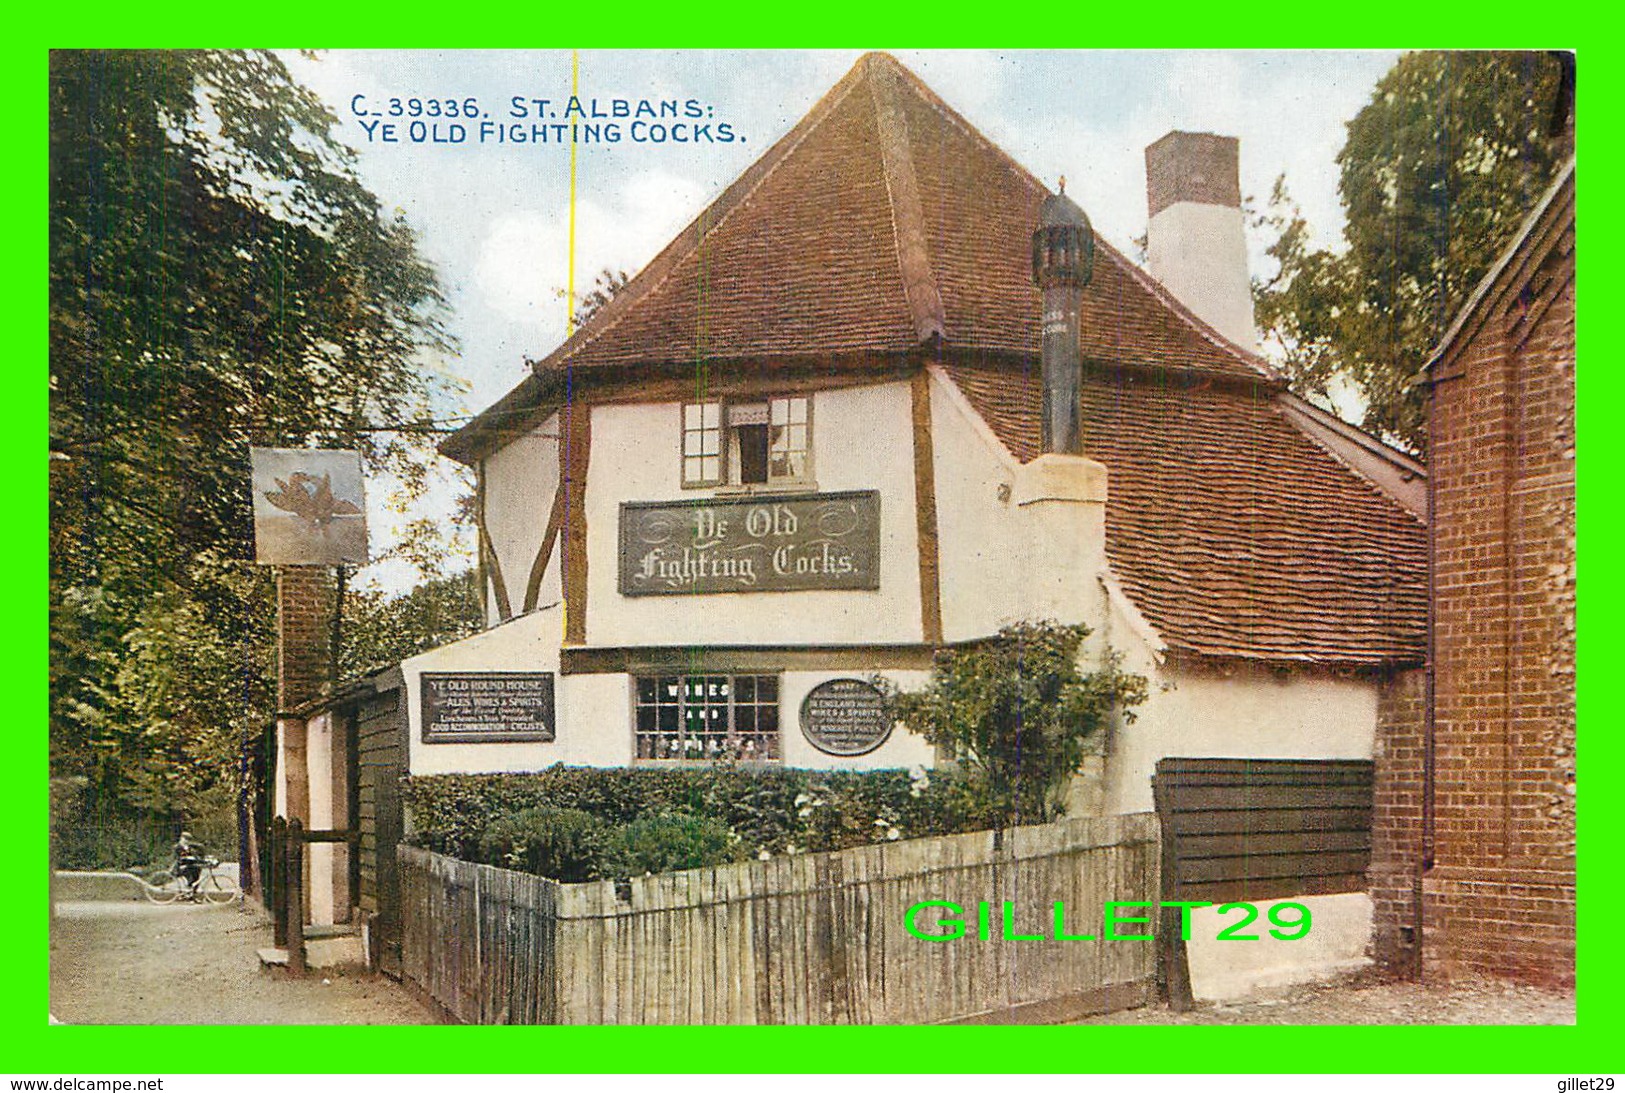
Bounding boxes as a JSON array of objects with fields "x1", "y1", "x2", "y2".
[
  {"x1": 681, "y1": 401, "x2": 725, "y2": 487},
  {"x1": 681, "y1": 395, "x2": 815, "y2": 491},
  {"x1": 632, "y1": 672, "x2": 782, "y2": 763}
]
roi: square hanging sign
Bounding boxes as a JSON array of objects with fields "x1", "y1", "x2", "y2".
[{"x1": 249, "y1": 448, "x2": 369, "y2": 566}]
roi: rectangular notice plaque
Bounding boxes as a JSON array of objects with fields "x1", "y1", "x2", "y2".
[
  {"x1": 618, "y1": 490, "x2": 881, "y2": 596},
  {"x1": 420, "y1": 672, "x2": 555, "y2": 743}
]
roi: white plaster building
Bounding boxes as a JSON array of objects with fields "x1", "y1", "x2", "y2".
[
  {"x1": 275, "y1": 57, "x2": 1429, "y2": 992},
  {"x1": 404, "y1": 53, "x2": 1426, "y2": 801}
]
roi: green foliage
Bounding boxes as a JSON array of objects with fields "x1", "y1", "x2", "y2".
[
  {"x1": 403, "y1": 764, "x2": 1003, "y2": 880},
  {"x1": 340, "y1": 569, "x2": 483, "y2": 679},
  {"x1": 477, "y1": 806, "x2": 607, "y2": 883},
  {"x1": 880, "y1": 621, "x2": 1147, "y2": 827},
  {"x1": 1254, "y1": 51, "x2": 1569, "y2": 450},
  {"x1": 49, "y1": 51, "x2": 459, "y2": 826},
  {"x1": 570, "y1": 267, "x2": 632, "y2": 327},
  {"x1": 598, "y1": 813, "x2": 739, "y2": 879}
]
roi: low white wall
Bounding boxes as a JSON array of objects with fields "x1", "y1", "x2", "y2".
[
  {"x1": 401, "y1": 607, "x2": 934, "y2": 774},
  {"x1": 1103, "y1": 659, "x2": 1378, "y2": 816},
  {"x1": 403, "y1": 608, "x2": 574, "y2": 774},
  {"x1": 1186, "y1": 893, "x2": 1374, "y2": 1002}
]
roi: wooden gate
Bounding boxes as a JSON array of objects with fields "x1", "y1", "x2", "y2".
[
  {"x1": 1151, "y1": 757, "x2": 1374, "y2": 1008},
  {"x1": 353, "y1": 678, "x2": 407, "y2": 976}
]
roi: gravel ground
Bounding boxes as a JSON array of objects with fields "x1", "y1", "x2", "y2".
[
  {"x1": 50, "y1": 900, "x2": 441, "y2": 1025},
  {"x1": 1078, "y1": 972, "x2": 1576, "y2": 1025}
]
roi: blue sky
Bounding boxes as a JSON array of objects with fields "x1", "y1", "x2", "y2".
[{"x1": 279, "y1": 49, "x2": 1401, "y2": 590}]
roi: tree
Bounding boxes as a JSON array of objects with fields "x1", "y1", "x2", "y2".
[
  {"x1": 339, "y1": 569, "x2": 483, "y2": 681},
  {"x1": 1254, "y1": 51, "x2": 1570, "y2": 450},
  {"x1": 49, "y1": 51, "x2": 456, "y2": 826},
  {"x1": 880, "y1": 622, "x2": 1147, "y2": 827},
  {"x1": 571, "y1": 267, "x2": 631, "y2": 327}
]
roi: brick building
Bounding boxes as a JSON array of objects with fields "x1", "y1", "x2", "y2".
[{"x1": 1372, "y1": 160, "x2": 1576, "y2": 986}]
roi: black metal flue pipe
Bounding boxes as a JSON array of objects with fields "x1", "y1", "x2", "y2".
[{"x1": 1031, "y1": 182, "x2": 1096, "y2": 455}]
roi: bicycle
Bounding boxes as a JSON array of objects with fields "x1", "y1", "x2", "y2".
[{"x1": 142, "y1": 854, "x2": 238, "y2": 905}]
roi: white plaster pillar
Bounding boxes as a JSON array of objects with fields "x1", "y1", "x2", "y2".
[{"x1": 1012, "y1": 453, "x2": 1108, "y2": 626}]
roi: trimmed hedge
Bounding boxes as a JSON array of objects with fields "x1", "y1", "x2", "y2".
[{"x1": 402, "y1": 764, "x2": 1010, "y2": 880}]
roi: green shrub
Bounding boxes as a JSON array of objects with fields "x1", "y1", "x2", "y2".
[
  {"x1": 402, "y1": 763, "x2": 1001, "y2": 876},
  {"x1": 597, "y1": 812, "x2": 738, "y2": 878},
  {"x1": 880, "y1": 622, "x2": 1147, "y2": 826},
  {"x1": 475, "y1": 806, "x2": 606, "y2": 883}
]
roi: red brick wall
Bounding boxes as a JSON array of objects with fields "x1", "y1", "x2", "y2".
[
  {"x1": 277, "y1": 565, "x2": 335, "y2": 711},
  {"x1": 1420, "y1": 181, "x2": 1575, "y2": 987},
  {"x1": 1370, "y1": 667, "x2": 1426, "y2": 977}
]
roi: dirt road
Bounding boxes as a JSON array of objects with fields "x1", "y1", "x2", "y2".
[
  {"x1": 1078, "y1": 973, "x2": 1575, "y2": 1025},
  {"x1": 50, "y1": 900, "x2": 440, "y2": 1025}
]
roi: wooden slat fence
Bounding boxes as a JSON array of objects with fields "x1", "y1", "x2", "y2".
[
  {"x1": 399, "y1": 811, "x2": 1159, "y2": 1025},
  {"x1": 1151, "y1": 757, "x2": 1375, "y2": 1009},
  {"x1": 1152, "y1": 757, "x2": 1374, "y2": 903}
]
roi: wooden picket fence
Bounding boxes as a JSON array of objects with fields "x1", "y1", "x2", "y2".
[{"x1": 398, "y1": 812, "x2": 1160, "y2": 1025}]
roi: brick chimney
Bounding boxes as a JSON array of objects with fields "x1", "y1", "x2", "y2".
[
  {"x1": 1144, "y1": 131, "x2": 1257, "y2": 350},
  {"x1": 275, "y1": 564, "x2": 336, "y2": 827}
]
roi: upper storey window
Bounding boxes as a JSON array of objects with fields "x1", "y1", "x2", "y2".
[{"x1": 682, "y1": 396, "x2": 812, "y2": 488}]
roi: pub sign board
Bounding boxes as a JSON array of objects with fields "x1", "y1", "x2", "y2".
[
  {"x1": 619, "y1": 490, "x2": 881, "y2": 596},
  {"x1": 421, "y1": 672, "x2": 556, "y2": 744},
  {"x1": 250, "y1": 447, "x2": 369, "y2": 567},
  {"x1": 800, "y1": 678, "x2": 893, "y2": 756}
]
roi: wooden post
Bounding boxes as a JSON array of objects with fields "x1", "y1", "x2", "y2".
[
  {"x1": 287, "y1": 817, "x2": 306, "y2": 975},
  {"x1": 1150, "y1": 776, "x2": 1195, "y2": 1012},
  {"x1": 270, "y1": 817, "x2": 288, "y2": 948}
]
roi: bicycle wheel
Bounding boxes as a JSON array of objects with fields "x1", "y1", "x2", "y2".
[
  {"x1": 142, "y1": 870, "x2": 182, "y2": 904},
  {"x1": 199, "y1": 872, "x2": 238, "y2": 905}
]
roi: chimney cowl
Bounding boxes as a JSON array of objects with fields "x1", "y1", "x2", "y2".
[{"x1": 1032, "y1": 190, "x2": 1095, "y2": 289}]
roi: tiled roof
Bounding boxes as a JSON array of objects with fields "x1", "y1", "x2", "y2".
[
  {"x1": 943, "y1": 362, "x2": 1427, "y2": 666},
  {"x1": 523, "y1": 52, "x2": 1275, "y2": 383},
  {"x1": 445, "y1": 52, "x2": 1426, "y2": 667}
]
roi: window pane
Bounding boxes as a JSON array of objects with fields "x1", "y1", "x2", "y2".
[
  {"x1": 702, "y1": 403, "x2": 720, "y2": 428},
  {"x1": 685, "y1": 404, "x2": 702, "y2": 429},
  {"x1": 701, "y1": 430, "x2": 720, "y2": 455},
  {"x1": 757, "y1": 676, "x2": 778, "y2": 701},
  {"x1": 736, "y1": 676, "x2": 755, "y2": 702},
  {"x1": 771, "y1": 399, "x2": 788, "y2": 425},
  {"x1": 701, "y1": 455, "x2": 720, "y2": 481}
]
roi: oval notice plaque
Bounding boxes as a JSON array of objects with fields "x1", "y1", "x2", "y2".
[{"x1": 799, "y1": 678, "x2": 892, "y2": 756}]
